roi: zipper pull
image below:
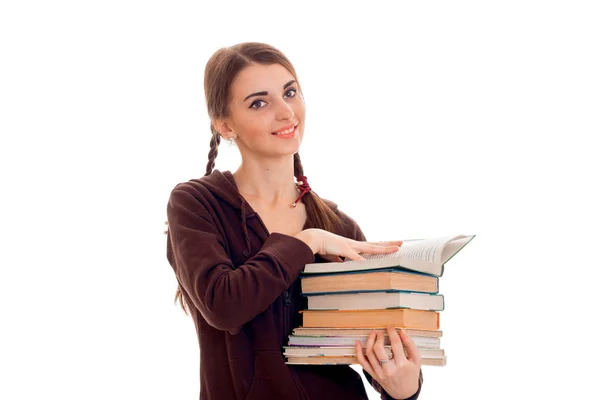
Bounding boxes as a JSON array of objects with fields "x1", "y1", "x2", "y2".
[{"x1": 283, "y1": 290, "x2": 292, "y2": 306}]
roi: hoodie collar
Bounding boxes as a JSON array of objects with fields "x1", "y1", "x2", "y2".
[
  {"x1": 197, "y1": 169, "x2": 339, "y2": 257},
  {"x1": 196, "y1": 169, "x2": 246, "y2": 210}
]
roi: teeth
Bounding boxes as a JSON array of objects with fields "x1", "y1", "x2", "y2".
[{"x1": 275, "y1": 126, "x2": 295, "y2": 135}]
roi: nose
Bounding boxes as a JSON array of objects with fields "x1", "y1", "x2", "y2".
[{"x1": 274, "y1": 98, "x2": 295, "y2": 121}]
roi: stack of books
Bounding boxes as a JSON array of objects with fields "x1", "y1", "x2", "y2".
[{"x1": 284, "y1": 234, "x2": 476, "y2": 367}]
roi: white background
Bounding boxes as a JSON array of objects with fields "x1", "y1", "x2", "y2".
[{"x1": 1, "y1": 1, "x2": 599, "y2": 399}]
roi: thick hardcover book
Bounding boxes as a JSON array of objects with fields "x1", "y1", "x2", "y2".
[
  {"x1": 300, "y1": 308, "x2": 440, "y2": 330},
  {"x1": 300, "y1": 268, "x2": 439, "y2": 295},
  {"x1": 292, "y1": 327, "x2": 443, "y2": 337},
  {"x1": 305, "y1": 290, "x2": 444, "y2": 311}
]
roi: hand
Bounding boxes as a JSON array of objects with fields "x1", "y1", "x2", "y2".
[
  {"x1": 356, "y1": 326, "x2": 421, "y2": 400},
  {"x1": 295, "y1": 229, "x2": 402, "y2": 261}
]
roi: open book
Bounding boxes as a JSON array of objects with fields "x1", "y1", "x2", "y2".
[{"x1": 303, "y1": 234, "x2": 475, "y2": 277}]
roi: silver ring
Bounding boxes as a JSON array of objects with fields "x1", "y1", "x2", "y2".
[{"x1": 379, "y1": 359, "x2": 390, "y2": 365}]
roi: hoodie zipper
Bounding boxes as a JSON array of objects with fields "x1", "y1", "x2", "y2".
[
  {"x1": 283, "y1": 289, "x2": 292, "y2": 341},
  {"x1": 250, "y1": 210, "x2": 294, "y2": 340},
  {"x1": 250, "y1": 210, "x2": 294, "y2": 341},
  {"x1": 248, "y1": 209, "x2": 307, "y2": 399}
]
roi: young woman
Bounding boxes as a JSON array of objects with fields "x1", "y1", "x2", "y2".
[{"x1": 165, "y1": 42, "x2": 423, "y2": 400}]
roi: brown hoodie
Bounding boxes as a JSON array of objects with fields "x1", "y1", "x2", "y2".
[{"x1": 165, "y1": 170, "x2": 423, "y2": 400}]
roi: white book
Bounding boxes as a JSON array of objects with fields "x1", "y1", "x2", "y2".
[
  {"x1": 288, "y1": 334, "x2": 441, "y2": 349},
  {"x1": 283, "y1": 346, "x2": 445, "y2": 359}
]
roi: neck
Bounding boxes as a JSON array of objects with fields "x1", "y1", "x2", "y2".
[{"x1": 233, "y1": 155, "x2": 298, "y2": 207}]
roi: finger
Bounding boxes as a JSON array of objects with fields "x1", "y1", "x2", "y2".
[
  {"x1": 356, "y1": 243, "x2": 401, "y2": 255},
  {"x1": 386, "y1": 326, "x2": 407, "y2": 363},
  {"x1": 355, "y1": 340, "x2": 376, "y2": 377},
  {"x1": 365, "y1": 330, "x2": 384, "y2": 377},
  {"x1": 343, "y1": 250, "x2": 365, "y2": 261},
  {"x1": 398, "y1": 328, "x2": 422, "y2": 365},
  {"x1": 372, "y1": 331, "x2": 394, "y2": 370},
  {"x1": 369, "y1": 240, "x2": 404, "y2": 247},
  {"x1": 362, "y1": 243, "x2": 401, "y2": 251}
]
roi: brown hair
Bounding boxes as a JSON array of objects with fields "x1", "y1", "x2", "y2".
[{"x1": 175, "y1": 42, "x2": 345, "y2": 314}]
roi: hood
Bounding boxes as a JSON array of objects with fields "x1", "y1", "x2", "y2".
[
  {"x1": 192, "y1": 169, "x2": 246, "y2": 210},
  {"x1": 192, "y1": 169, "x2": 253, "y2": 257}
]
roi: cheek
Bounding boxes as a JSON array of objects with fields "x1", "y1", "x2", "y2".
[
  {"x1": 240, "y1": 114, "x2": 271, "y2": 136},
  {"x1": 294, "y1": 101, "x2": 306, "y2": 119}
]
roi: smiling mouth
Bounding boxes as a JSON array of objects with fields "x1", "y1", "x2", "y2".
[{"x1": 272, "y1": 124, "x2": 298, "y2": 135}]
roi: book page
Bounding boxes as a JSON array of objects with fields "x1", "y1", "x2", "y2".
[
  {"x1": 361, "y1": 236, "x2": 456, "y2": 264},
  {"x1": 441, "y1": 235, "x2": 474, "y2": 264}
]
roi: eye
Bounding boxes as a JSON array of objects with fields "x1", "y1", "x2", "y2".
[
  {"x1": 285, "y1": 88, "x2": 298, "y2": 98},
  {"x1": 249, "y1": 100, "x2": 266, "y2": 109}
]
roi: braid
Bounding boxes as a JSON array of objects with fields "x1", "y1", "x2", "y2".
[
  {"x1": 174, "y1": 126, "x2": 222, "y2": 315},
  {"x1": 293, "y1": 152, "x2": 304, "y2": 177},
  {"x1": 293, "y1": 152, "x2": 344, "y2": 233},
  {"x1": 205, "y1": 125, "x2": 221, "y2": 176}
]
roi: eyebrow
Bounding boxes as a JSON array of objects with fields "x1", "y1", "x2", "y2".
[{"x1": 243, "y1": 80, "x2": 297, "y2": 102}]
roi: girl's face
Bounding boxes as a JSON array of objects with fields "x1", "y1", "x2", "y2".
[{"x1": 217, "y1": 63, "x2": 305, "y2": 159}]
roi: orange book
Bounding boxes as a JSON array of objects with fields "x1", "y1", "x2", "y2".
[
  {"x1": 300, "y1": 309, "x2": 440, "y2": 330},
  {"x1": 292, "y1": 327, "x2": 443, "y2": 337},
  {"x1": 300, "y1": 269, "x2": 438, "y2": 294}
]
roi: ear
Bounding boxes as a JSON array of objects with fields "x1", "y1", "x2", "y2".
[{"x1": 212, "y1": 119, "x2": 234, "y2": 139}]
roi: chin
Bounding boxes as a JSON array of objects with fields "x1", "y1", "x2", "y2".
[{"x1": 281, "y1": 146, "x2": 302, "y2": 157}]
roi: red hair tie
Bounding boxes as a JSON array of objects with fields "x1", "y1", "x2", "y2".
[{"x1": 292, "y1": 175, "x2": 311, "y2": 207}]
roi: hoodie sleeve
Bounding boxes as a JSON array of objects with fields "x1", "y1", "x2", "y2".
[
  {"x1": 334, "y1": 209, "x2": 423, "y2": 400},
  {"x1": 166, "y1": 187, "x2": 315, "y2": 334}
]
